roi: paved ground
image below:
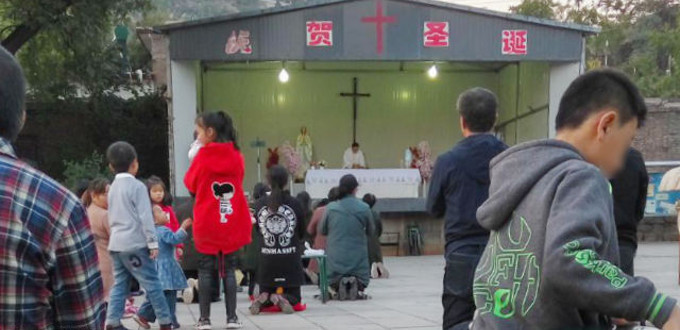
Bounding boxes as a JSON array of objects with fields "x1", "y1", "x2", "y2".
[{"x1": 122, "y1": 242, "x2": 680, "y2": 329}]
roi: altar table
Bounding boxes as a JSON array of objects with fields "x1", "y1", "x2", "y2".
[{"x1": 304, "y1": 169, "x2": 422, "y2": 199}]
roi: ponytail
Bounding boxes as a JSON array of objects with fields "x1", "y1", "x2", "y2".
[
  {"x1": 196, "y1": 111, "x2": 240, "y2": 150},
  {"x1": 267, "y1": 165, "x2": 289, "y2": 212}
]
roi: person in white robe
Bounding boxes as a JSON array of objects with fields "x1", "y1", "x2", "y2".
[{"x1": 343, "y1": 142, "x2": 367, "y2": 169}]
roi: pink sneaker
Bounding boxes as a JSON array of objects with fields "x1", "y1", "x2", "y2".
[{"x1": 123, "y1": 300, "x2": 138, "y2": 319}]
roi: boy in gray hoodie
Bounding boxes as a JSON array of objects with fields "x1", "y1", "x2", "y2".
[{"x1": 471, "y1": 69, "x2": 680, "y2": 330}]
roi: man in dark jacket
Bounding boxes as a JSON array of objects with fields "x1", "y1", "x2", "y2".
[
  {"x1": 427, "y1": 88, "x2": 507, "y2": 330},
  {"x1": 610, "y1": 148, "x2": 648, "y2": 276}
]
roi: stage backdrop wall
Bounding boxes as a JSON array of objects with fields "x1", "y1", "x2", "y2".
[{"x1": 200, "y1": 61, "x2": 549, "y2": 189}]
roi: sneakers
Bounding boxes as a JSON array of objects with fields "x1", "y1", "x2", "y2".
[
  {"x1": 194, "y1": 318, "x2": 211, "y2": 330},
  {"x1": 337, "y1": 276, "x2": 359, "y2": 301},
  {"x1": 226, "y1": 317, "x2": 243, "y2": 329},
  {"x1": 249, "y1": 292, "x2": 269, "y2": 315},
  {"x1": 183, "y1": 278, "x2": 198, "y2": 304},
  {"x1": 159, "y1": 324, "x2": 173, "y2": 330},
  {"x1": 347, "y1": 276, "x2": 359, "y2": 301},
  {"x1": 337, "y1": 277, "x2": 349, "y2": 301},
  {"x1": 305, "y1": 268, "x2": 319, "y2": 285},
  {"x1": 271, "y1": 294, "x2": 294, "y2": 314},
  {"x1": 123, "y1": 299, "x2": 138, "y2": 319},
  {"x1": 377, "y1": 262, "x2": 390, "y2": 279},
  {"x1": 132, "y1": 315, "x2": 151, "y2": 329},
  {"x1": 371, "y1": 263, "x2": 379, "y2": 279}
]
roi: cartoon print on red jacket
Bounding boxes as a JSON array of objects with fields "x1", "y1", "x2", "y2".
[{"x1": 213, "y1": 182, "x2": 235, "y2": 223}]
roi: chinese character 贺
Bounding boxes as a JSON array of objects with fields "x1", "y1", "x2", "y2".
[
  {"x1": 424, "y1": 22, "x2": 449, "y2": 47},
  {"x1": 306, "y1": 21, "x2": 333, "y2": 47},
  {"x1": 225, "y1": 30, "x2": 252, "y2": 55},
  {"x1": 502, "y1": 30, "x2": 527, "y2": 55}
]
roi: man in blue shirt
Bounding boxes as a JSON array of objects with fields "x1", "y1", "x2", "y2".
[{"x1": 428, "y1": 88, "x2": 507, "y2": 330}]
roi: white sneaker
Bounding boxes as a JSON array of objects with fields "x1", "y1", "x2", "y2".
[
  {"x1": 226, "y1": 317, "x2": 243, "y2": 329},
  {"x1": 377, "y1": 262, "x2": 390, "y2": 279},
  {"x1": 183, "y1": 278, "x2": 197, "y2": 304},
  {"x1": 371, "y1": 263, "x2": 379, "y2": 279}
]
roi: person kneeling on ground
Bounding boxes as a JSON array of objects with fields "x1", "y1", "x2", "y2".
[
  {"x1": 363, "y1": 193, "x2": 389, "y2": 279},
  {"x1": 322, "y1": 175, "x2": 375, "y2": 301},
  {"x1": 250, "y1": 166, "x2": 307, "y2": 314}
]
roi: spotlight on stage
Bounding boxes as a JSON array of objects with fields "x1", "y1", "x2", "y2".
[
  {"x1": 279, "y1": 68, "x2": 290, "y2": 83},
  {"x1": 427, "y1": 65, "x2": 438, "y2": 79}
]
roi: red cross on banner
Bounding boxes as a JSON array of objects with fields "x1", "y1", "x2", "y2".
[{"x1": 361, "y1": 0, "x2": 396, "y2": 55}]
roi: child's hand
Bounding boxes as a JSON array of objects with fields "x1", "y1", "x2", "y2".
[
  {"x1": 181, "y1": 218, "x2": 193, "y2": 230},
  {"x1": 153, "y1": 206, "x2": 165, "y2": 223},
  {"x1": 177, "y1": 247, "x2": 184, "y2": 260},
  {"x1": 150, "y1": 249, "x2": 159, "y2": 260}
]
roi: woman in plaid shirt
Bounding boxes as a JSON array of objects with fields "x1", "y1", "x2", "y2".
[{"x1": 0, "y1": 46, "x2": 106, "y2": 329}]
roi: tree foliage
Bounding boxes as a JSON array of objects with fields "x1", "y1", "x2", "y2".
[{"x1": 512, "y1": 0, "x2": 680, "y2": 97}]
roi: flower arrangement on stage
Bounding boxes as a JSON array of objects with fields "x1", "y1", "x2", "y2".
[
  {"x1": 416, "y1": 141, "x2": 434, "y2": 182},
  {"x1": 280, "y1": 141, "x2": 302, "y2": 177},
  {"x1": 266, "y1": 147, "x2": 280, "y2": 169},
  {"x1": 409, "y1": 141, "x2": 434, "y2": 182}
]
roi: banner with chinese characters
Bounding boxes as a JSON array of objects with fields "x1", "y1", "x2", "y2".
[
  {"x1": 502, "y1": 30, "x2": 528, "y2": 55},
  {"x1": 306, "y1": 21, "x2": 333, "y2": 47},
  {"x1": 423, "y1": 22, "x2": 449, "y2": 47},
  {"x1": 225, "y1": 30, "x2": 252, "y2": 55}
]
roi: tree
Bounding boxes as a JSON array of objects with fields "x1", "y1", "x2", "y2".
[
  {"x1": 0, "y1": 0, "x2": 150, "y2": 54},
  {"x1": 510, "y1": 0, "x2": 558, "y2": 19}
]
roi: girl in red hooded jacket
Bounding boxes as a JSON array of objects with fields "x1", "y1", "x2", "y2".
[{"x1": 184, "y1": 111, "x2": 252, "y2": 330}]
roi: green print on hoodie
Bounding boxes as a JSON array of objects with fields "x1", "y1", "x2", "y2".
[{"x1": 471, "y1": 140, "x2": 676, "y2": 330}]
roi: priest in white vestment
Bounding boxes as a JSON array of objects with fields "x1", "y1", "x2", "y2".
[{"x1": 343, "y1": 142, "x2": 367, "y2": 169}]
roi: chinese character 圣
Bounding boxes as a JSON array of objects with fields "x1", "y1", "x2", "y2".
[
  {"x1": 306, "y1": 21, "x2": 333, "y2": 47},
  {"x1": 225, "y1": 30, "x2": 253, "y2": 55},
  {"x1": 423, "y1": 22, "x2": 449, "y2": 47},
  {"x1": 502, "y1": 30, "x2": 528, "y2": 55}
]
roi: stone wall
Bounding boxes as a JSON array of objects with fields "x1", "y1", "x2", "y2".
[
  {"x1": 633, "y1": 99, "x2": 680, "y2": 162},
  {"x1": 638, "y1": 217, "x2": 679, "y2": 242}
]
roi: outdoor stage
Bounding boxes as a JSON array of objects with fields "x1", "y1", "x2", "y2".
[{"x1": 159, "y1": 0, "x2": 595, "y2": 255}]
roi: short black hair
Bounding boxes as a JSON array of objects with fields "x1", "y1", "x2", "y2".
[
  {"x1": 556, "y1": 69, "x2": 646, "y2": 130},
  {"x1": 107, "y1": 141, "x2": 138, "y2": 173},
  {"x1": 457, "y1": 88, "x2": 498, "y2": 133},
  {"x1": 362, "y1": 193, "x2": 377, "y2": 208},
  {"x1": 352, "y1": 142, "x2": 360, "y2": 148},
  {"x1": 0, "y1": 46, "x2": 26, "y2": 142}
]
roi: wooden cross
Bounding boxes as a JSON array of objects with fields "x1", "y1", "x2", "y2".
[{"x1": 340, "y1": 77, "x2": 371, "y2": 144}]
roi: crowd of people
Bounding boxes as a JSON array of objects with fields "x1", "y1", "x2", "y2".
[{"x1": 2, "y1": 34, "x2": 680, "y2": 330}]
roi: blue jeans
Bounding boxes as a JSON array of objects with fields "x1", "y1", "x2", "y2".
[
  {"x1": 138, "y1": 290, "x2": 178, "y2": 325},
  {"x1": 106, "y1": 248, "x2": 172, "y2": 326}
]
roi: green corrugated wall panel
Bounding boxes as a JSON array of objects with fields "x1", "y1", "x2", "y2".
[
  {"x1": 202, "y1": 62, "x2": 499, "y2": 188},
  {"x1": 518, "y1": 62, "x2": 550, "y2": 115},
  {"x1": 498, "y1": 64, "x2": 518, "y2": 123},
  {"x1": 516, "y1": 110, "x2": 549, "y2": 143}
]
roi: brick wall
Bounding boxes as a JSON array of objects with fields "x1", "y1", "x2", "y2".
[
  {"x1": 633, "y1": 99, "x2": 680, "y2": 242},
  {"x1": 633, "y1": 99, "x2": 680, "y2": 162}
]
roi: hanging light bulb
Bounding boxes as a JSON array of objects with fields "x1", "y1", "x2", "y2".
[
  {"x1": 428, "y1": 64, "x2": 438, "y2": 79},
  {"x1": 279, "y1": 68, "x2": 290, "y2": 83}
]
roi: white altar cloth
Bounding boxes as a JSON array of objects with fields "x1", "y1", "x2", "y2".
[{"x1": 305, "y1": 169, "x2": 422, "y2": 199}]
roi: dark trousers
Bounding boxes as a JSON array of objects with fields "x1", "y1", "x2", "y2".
[
  {"x1": 618, "y1": 241, "x2": 636, "y2": 276},
  {"x1": 198, "y1": 252, "x2": 238, "y2": 321},
  {"x1": 443, "y1": 245, "x2": 485, "y2": 330}
]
